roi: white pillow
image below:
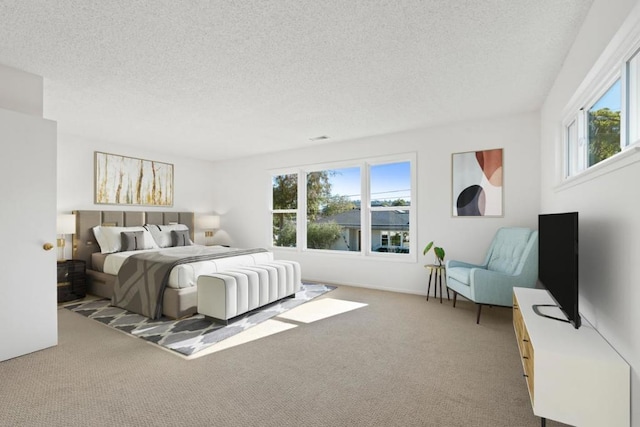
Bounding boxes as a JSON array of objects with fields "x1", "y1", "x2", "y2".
[
  {"x1": 92, "y1": 225, "x2": 159, "y2": 254},
  {"x1": 145, "y1": 224, "x2": 193, "y2": 248}
]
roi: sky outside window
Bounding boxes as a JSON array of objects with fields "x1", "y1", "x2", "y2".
[
  {"x1": 329, "y1": 162, "x2": 411, "y2": 204},
  {"x1": 370, "y1": 162, "x2": 411, "y2": 205},
  {"x1": 326, "y1": 167, "x2": 361, "y2": 201},
  {"x1": 591, "y1": 79, "x2": 621, "y2": 111}
]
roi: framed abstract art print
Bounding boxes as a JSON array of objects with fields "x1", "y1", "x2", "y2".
[
  {"x1": 94, "y1": 151, "x2": 174, "y2": 206},
  {"x1": 451, "y1": 148, "x2": 503, "y2": 217}
]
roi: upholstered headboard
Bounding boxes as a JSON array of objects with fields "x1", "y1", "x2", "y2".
[{"x1": 72, "y1": 210, "x2": 195, "y2": 269}]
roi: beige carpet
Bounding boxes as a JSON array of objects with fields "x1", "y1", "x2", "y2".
[{"x1": 0, "y1": 285, "x2": 569, "y2": 426}]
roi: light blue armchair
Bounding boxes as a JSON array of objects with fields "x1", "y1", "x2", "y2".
[{"x1": 445, "y1": 227, "x2": 538, "y2": 324}]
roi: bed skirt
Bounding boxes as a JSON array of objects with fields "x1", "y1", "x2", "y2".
[{"x1": 87, "y1": 269, "x2": 197, "y2": 319}]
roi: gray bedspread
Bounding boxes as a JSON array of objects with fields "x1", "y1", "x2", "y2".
[{"x1": 111, "y1": 246, "x2": 268, "y2": 319}]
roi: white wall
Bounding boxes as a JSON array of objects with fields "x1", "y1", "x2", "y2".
[
  {"x1": 207, "y1": 112, "x2": 541, "y2": 295},
  {"x1": 57, "y1": 134, "x2": 219, "y2": 246},
  {"x1": 540, "y1": 0, "x2": 640, "y2": 424},
  {"x1": 0, "y1": 64, "x2": 43, "y2": 116}
]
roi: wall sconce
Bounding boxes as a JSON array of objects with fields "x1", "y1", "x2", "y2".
[
  {"x1": 199, "y1": 215, "x2": 220, "y2": 243},
  {"x1": 57, "y1": 214, "x2": 76, "y2": 261}
]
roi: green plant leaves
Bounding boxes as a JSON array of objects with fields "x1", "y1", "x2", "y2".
[
  {"x1": 423, "y1": 241, "x2": 434, "y2": 256},
  {"x1": 423, "y1": 241, "x2": 445, "y2": 264}
]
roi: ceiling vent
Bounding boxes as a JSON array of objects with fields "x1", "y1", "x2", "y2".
[{"x1": 309, "y1": 135, "x2": 330, "y2": 142}]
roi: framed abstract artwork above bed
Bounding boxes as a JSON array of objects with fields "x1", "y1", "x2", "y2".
[
  {"x1": 94, "y1": 151, "x2": 174, "y2": 206},
  {"x1": 451, "y1": 148, "x2": 503, "y2": 217}
]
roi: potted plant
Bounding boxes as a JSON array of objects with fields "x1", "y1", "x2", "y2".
[{"x1": 423, "y1": 241, "x2": 445, "y2": 266}]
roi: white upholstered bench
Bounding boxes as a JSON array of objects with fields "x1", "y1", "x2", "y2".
[{"x1": 197, "y1": 260, "x2": 302, "y2": 324}]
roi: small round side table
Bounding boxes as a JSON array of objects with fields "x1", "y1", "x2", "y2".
[{"x1": 424, "y1": 264, "x2": 449, "y2": 303}]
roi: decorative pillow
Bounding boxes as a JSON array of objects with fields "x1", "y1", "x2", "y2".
[
  {"x1": 171, "y1": 229, "x2": 192, "y2": 247},
  {"x1": 145, "y1": 224, "x2": 193, "y2": 247},
  {"x1": 121, "y1": 231, "x2": 146, "y2": 251},
  {"x1": 92, "y1": 225, "x2": 159, "y2": 254},
  {"x1": 92, "y1": 226, "x2": 109, "y2": 253}
]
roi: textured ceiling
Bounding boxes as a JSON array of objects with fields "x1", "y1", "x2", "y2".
[{"x1": 0, "y1": 1, "x2": 592, "y2": 161}]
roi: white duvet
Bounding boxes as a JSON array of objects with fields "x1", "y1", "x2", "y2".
[{"x1": 103, "y1": 245, "x2": 274, "y2": 289}]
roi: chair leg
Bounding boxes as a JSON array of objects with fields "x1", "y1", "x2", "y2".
[
  {"x1": 476, "y1": 304, "x2": 482, "y2": 324},
  {"x1": 453, "y1": 291, "x2": 457, "y2": 308}
]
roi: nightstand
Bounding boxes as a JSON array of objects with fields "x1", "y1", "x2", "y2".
[{"x1": 57, "y1": 259, "x2": 86, "y2": 303}]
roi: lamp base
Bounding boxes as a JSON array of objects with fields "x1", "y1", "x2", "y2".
[{"x1": 57, "y1": 238, "x2": 66, "y2": 261}]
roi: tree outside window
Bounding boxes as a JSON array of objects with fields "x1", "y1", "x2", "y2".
[
  {"x1": 272, "y1": 174, "x2": 297, "y2": 247},
  {"x1": 587, "y1": 80, "x2": 621, "y2": 167},
  {"x1": 271, "y1": 156, "x2": 414, "y2": 257},
  {"x1": 306, "y1": 168, "x2": 360, "y2": 251}
]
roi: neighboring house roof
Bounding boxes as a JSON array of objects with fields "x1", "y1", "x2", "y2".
[{"x1": 316, "y1": 209, "x2": 409, "y2": 231}]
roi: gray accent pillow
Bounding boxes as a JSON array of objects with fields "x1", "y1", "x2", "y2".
[
  {"x1": 171, "y1": 229, "x2": 192, "y2": 247},
  {"x1": 145, "y1": 224, "x2": 192, "y2": 247},
  {"x1": 121, "y1": 231, "x2": 146, "y2": 251}
]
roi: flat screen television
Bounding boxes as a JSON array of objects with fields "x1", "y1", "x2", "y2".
[{"x1": 537, "y1": 212, "x2": 581, "y2": 329}]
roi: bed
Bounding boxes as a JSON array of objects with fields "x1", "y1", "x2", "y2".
[{"x1": 72, "y1": 210, "x2": 279, "y2": 319}]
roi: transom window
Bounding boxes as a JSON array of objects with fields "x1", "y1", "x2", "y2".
[
  {"x1": 565, "y1": 79, "x2": 622, "y2": 177},
  {"x1": 587, "y1": 80, "x2": 621, "y2": 168},
  {"x1": 564, "y1": 40, "x2": 640, "y2": 179},
  {"x1": 628, "y1": 49, "x2": 640, "y2": 144}
]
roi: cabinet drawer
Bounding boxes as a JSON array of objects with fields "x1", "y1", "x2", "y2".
[
  {"x1": 513, "y1": 292, "x2": 534, "y2": 404},
  {"x1": 57, "y1": 260, "x2": 86, "y2": 303},
  {"x1": 521, "y1": 328, "x2": 534, "y2": 401}
]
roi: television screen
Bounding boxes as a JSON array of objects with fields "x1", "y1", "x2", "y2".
[{"x1": 538, "y1": 212, "x2": 580, "y2": 328}]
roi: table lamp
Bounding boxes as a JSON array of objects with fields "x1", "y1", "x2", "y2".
[
  {"x1": 199, "y1": 215, "x2": 220, "y2": 245},
  {"x1": 57, "y1": 214, "x2": 76, "y2": 261}
]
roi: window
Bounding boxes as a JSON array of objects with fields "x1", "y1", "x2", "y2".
[
  {"x1": 270, "y1": 154, "x2": 415, "y2": 259},
  {"x1": 566, "y1": 119, "x2": 581, "y2": 177},
  {"x1": 565, "y1": 79, "x2": 622, "y2": 177},
  {"x1": 272, "y1": 174, "x2": 297, "y2": 247},
  {"x1": 369, "y1": 162, "x2": 411, "y2": 254},
  {"x1": 306, "y1": 167, "x2": 361, "y2": 252},
  {"x1": 587, "y1": 80, "x2": 621, "y2": 167},
  {"x1": 627, "y1": 49, "x2": 640, "y2": 144},
  {"x1": 563, "y1": 25, "x2": 640, "y2": 179}
]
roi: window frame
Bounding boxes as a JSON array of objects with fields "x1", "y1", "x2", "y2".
[
  {"x1": 560, "y1": 11, "x2": 640, "y2": 185},
  {"x1": 365, "y1": 156, "x2": 414, "y2": 259},
  {"x1": 270, "y1": 170, "x2": 300, "y2": 250},
  {"x1": 625, "y1": 47, "x2": 640, "y2": 145},
  {"x1": 269, "y1": 153, "x2": 417, "y2": 262},
  {"x1": 304, "y1": 164, "x2": 363, "y2": 253},
  {"x1": 563, "y1": 72, "x2": 623, "y2": 178}
]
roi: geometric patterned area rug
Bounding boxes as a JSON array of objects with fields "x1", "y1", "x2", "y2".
[{"x1": 65, "y1": 283, "x2": 335, "y2": 357}]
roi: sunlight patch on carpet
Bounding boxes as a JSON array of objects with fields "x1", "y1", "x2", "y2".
[
  {"x1": 277, "y1": 298, "x2": 367, "y2": 323},
  {"x1": 66, "y1": 283, "x2": 335, "y2": 358},
  {"x1": 186, "y1": 319, "x2": 297, "y2": 359}
]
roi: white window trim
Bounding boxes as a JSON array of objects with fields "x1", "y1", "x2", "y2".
[
  {"x1": 562, "y1": 2, "x2": 640, "y2": 120},
  {"x1": 560, "y1": 1, "x2": 640, "y2": 185},
  {"x1": 269, "y1": 169, "x2": 301, "y2": 250},
  {"x1": 567, "y1": 74, "x2": 622, "y2": 177},
  {"x1": 555, "y1": 141, "x2": 640, "y2": 192},
  {"x1": 269, "y1": 152, "x2": 417, "y2": 263}
]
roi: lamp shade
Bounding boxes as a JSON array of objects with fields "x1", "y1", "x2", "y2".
[
  {"x1": 57, "y1": 214, "x2": 76, "y2": 235},
  {"x1": 199, "y1": 215, "x2": 220, "y2": 230}
]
